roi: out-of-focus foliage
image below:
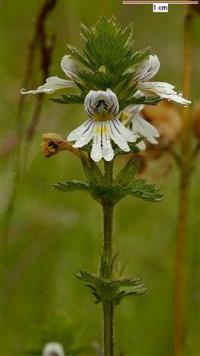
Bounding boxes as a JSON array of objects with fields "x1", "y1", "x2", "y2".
[{"x1": 0, "y1": 1, "x2": 200, "y2": 355}]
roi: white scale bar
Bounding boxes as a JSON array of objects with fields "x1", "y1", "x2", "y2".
[{"x1": 123, "y1": 1, "x2": 198, "y2": 4}]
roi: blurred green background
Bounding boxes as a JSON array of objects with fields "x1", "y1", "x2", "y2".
[{"x1": 0, "y1": 1, "x2": 200, "y2": 355}]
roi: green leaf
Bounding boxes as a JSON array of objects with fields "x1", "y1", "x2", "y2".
[
  {"x1": 115, "y1": 156, "x2": 141, "y2": 186},
  {"x1": 115, "y1": 284, "x2": 147, "y2": 305},
  {"x1": 67, "y1": 44, "x2": 90, "y2": 67},
  {"x1": 75, "y1": 270, "x2": 118, "y2": 303},
  {"x1": 53, "y1": 178, "x2": 162, "y2": 204},
  {"x1": 53, "y1": 180, "x2": 90, "y2": 193},
  {"x1": 124, "y1": 179, "x2": 163, "y2": 202},
  {"x1": 75, "y1": 270, "x2": 146, "y2": 304},
  {"x1": 81, "y1": 157, "x2": 104, "y2": 184},
  {"x1": 119, "y1": 95, "x2": 162, "y2": 111},
  {"x1": 89, "y1": 182, "x2": 126, "y2": 204},
  {"x1": 65, "y1": 17, "x2": 150, "y2": 94},
  {"x1": 51, "y1": 94, "x2": 84, "y2": 104},
  {"x1": 75, "y1": 270, "x2": 101, "y2": 285},
  {"x1": 130, "y1": 47, "x2": 150, "y2": 66}
]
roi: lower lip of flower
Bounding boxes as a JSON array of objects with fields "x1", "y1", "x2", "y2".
[
  {"x1": 95, "y1": 126, "x2": 109, "y2": 134},
  {"x1": 94, "y1": 112, "x2": 113, "y2": 121}
]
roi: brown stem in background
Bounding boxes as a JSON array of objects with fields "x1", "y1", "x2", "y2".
[
  {"x1": 174, "y1": 9, "x2": 193, "y2": 356},
  {"x1": 2, "y1": 0, "x2": 57, "y2": 243},
  {"x1": 26, "y1": 1, "x2": 57, "y2": 141},
  {"x1": 19, "y1": 0, "x2": 57, "y2": 139},
  {"x1": 191, "y1": 142, "x2": 200, "y2": 160}
]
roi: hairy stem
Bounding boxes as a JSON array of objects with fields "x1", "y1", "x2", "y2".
[
  {"x1": 103, "y1": 300, "x2": 114, "y2": 356},
  {"x1": 102, "y1": 160, "x2": 115, "y2": 356},
  {"x1": 174, "y1": 10, "x2": 193, "y2": 356}
]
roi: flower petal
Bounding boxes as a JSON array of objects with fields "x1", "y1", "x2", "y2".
[
  {"x1": 73, "y1": 121, "x2": 94, "y2": 148},
  {"x1": 67, "y1": 119, "x2": 93, "y2": 141},
  {"x1": 91, "y1": 122, "x2": 103, "y2": 162},
  {"x1": 21, "y1": 76, "x2": 77, "y2": 95},
  {"x1": 84, "y1": 89, "x2": 119, "y2": 119},
  {"x1": 115, "y1": 119, "x2": 137, "y2": 142},
  {"x1": 136, "y1": 140, "x2": 146, "y2": 150},
  {"x1": 102, "y1": 121, "x2": 114, "y2": 161},
  {"x1": 126, "y1": 104, "x2": 144, "y2": 116},
  {"x1": 132, "y1": 114, "x2": 159, "y2": 144},
  {"x1": 61, "y1": 55, "x2": 80, "y2": 81},
  {"x1": 109, "y1": 120, "x2": 130, "y2": 152},
  {"x1": 138, "y1": 82, "x2": 191, "y2": 105},
  {"x1": 133, "y1": 55, "x2": 160, "y2": 82}
]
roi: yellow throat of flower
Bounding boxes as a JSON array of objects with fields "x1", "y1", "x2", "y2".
[{"x1": 94, "y1": 112, "x2": 113, "y2": 121}]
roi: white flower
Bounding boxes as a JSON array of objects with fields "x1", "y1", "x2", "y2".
[
  {"x1": 126, "y1": 104, "x2": 160, "y2": 150},
  {"x1": 138, "y1": 82, "x2": 191, "y2": 105},
  {"x1": 67, "y1": 89, "x2": 137, "y2": 162},
  {"x1": 133, "y1": 54, "x2": 191, "y2": 106},
  {"x1": 21, "y1": 55, "x2": 79, "y2": 95},
  {"x1": 42, "y1": 342, "x2": 65, "y2": 356},
  {"x1": 133, "y1": 55, "x2": 160, "y2": 82}
]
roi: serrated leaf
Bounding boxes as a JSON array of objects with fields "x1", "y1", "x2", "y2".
[
  {"x1": 130, "y1": 47, "x2": 150, "y2": 66},
  {"x1": 89, "y1": 182, "x2": 125, "y2": 204},
  {"x1": 64, "y1": 17, "x2": 151, "y2": 96},
  {"x1": 81, "y1": 156, "x2": 103, "y2": 184},
  {"x1": 67, "y1": 44, "x2": 90, "y2": 67},
  {"x1": 51, "y1": 94, "x2": 84, "y2": 104},
  {"x1": 120, "y1": 95, "x2": 162, "y2": 111},
  {"x1": 75, "y1": 270, "x2": 100, "y2": 285},
  {"x1": 75, "y1": 270, "x2": 145, "y2": 304},
  {"x1": 115, "y1": 156, "x2": 141, "y2": 186},
  {"x1": 109, "y1": 277, "x2": 143, "y2": 288},
  {"x1": 115, "y1": 285, "x2": 147, "y2": 305},
  {"x1": 124, "y1": 179, "x2": 163, "y2": 202},
  {"x1": 53, "y1": 180, "x2": 89, "y2": 193}
]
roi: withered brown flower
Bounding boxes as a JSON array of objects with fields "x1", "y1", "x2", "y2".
[
  {"x1": 142, "y1": 101, "x2": 182, "y2": 151},
  {"x1": 41, "y1": 133, "x2": 81, "y2": 158},
  {"x1": 137, "y1": 101, "x2": 182, "y2": 180}
]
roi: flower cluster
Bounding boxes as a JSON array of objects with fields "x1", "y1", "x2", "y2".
[{"x1": 21, "y1": 26, "x2": 190, "y2": 162}]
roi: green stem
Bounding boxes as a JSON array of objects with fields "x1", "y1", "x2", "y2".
[
  {"x1": 103, "y1": 300, "x2": 114, "y2": 356},
  {"x1": 104, "y1": 160, "x2": 113, "y2": 185},
  {"x1": 102, "y1": 160, "x2": 115, "y2": 356}
]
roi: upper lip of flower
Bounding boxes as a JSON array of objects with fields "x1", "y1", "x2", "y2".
[
  {"x1": 95, "y1": 99, "x2": 109, "y2": 110},
  {"x1": 20, "y1": 54, "x2": 80, "y2": 95},
  {"x1": 84, "y1": 89, "x2": 119, "y2": 119},
  {"x1": 133, "y1": 54, "x2": 160, "y2": 83},
  {"x1": 132, "y1": 54, "x2": 191, "y2": 106}
]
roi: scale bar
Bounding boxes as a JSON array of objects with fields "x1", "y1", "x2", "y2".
[{"x1": 123, "y1": 1, "x2": 198, "y2": 4}]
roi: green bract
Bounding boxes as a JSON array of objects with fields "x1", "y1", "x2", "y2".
[
  {"x1": 51, "y1": 17, "x2": 161, "y2": 110},
  {"x1": 75, "y1": 270, "x2": 146, "y2": 305}
]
